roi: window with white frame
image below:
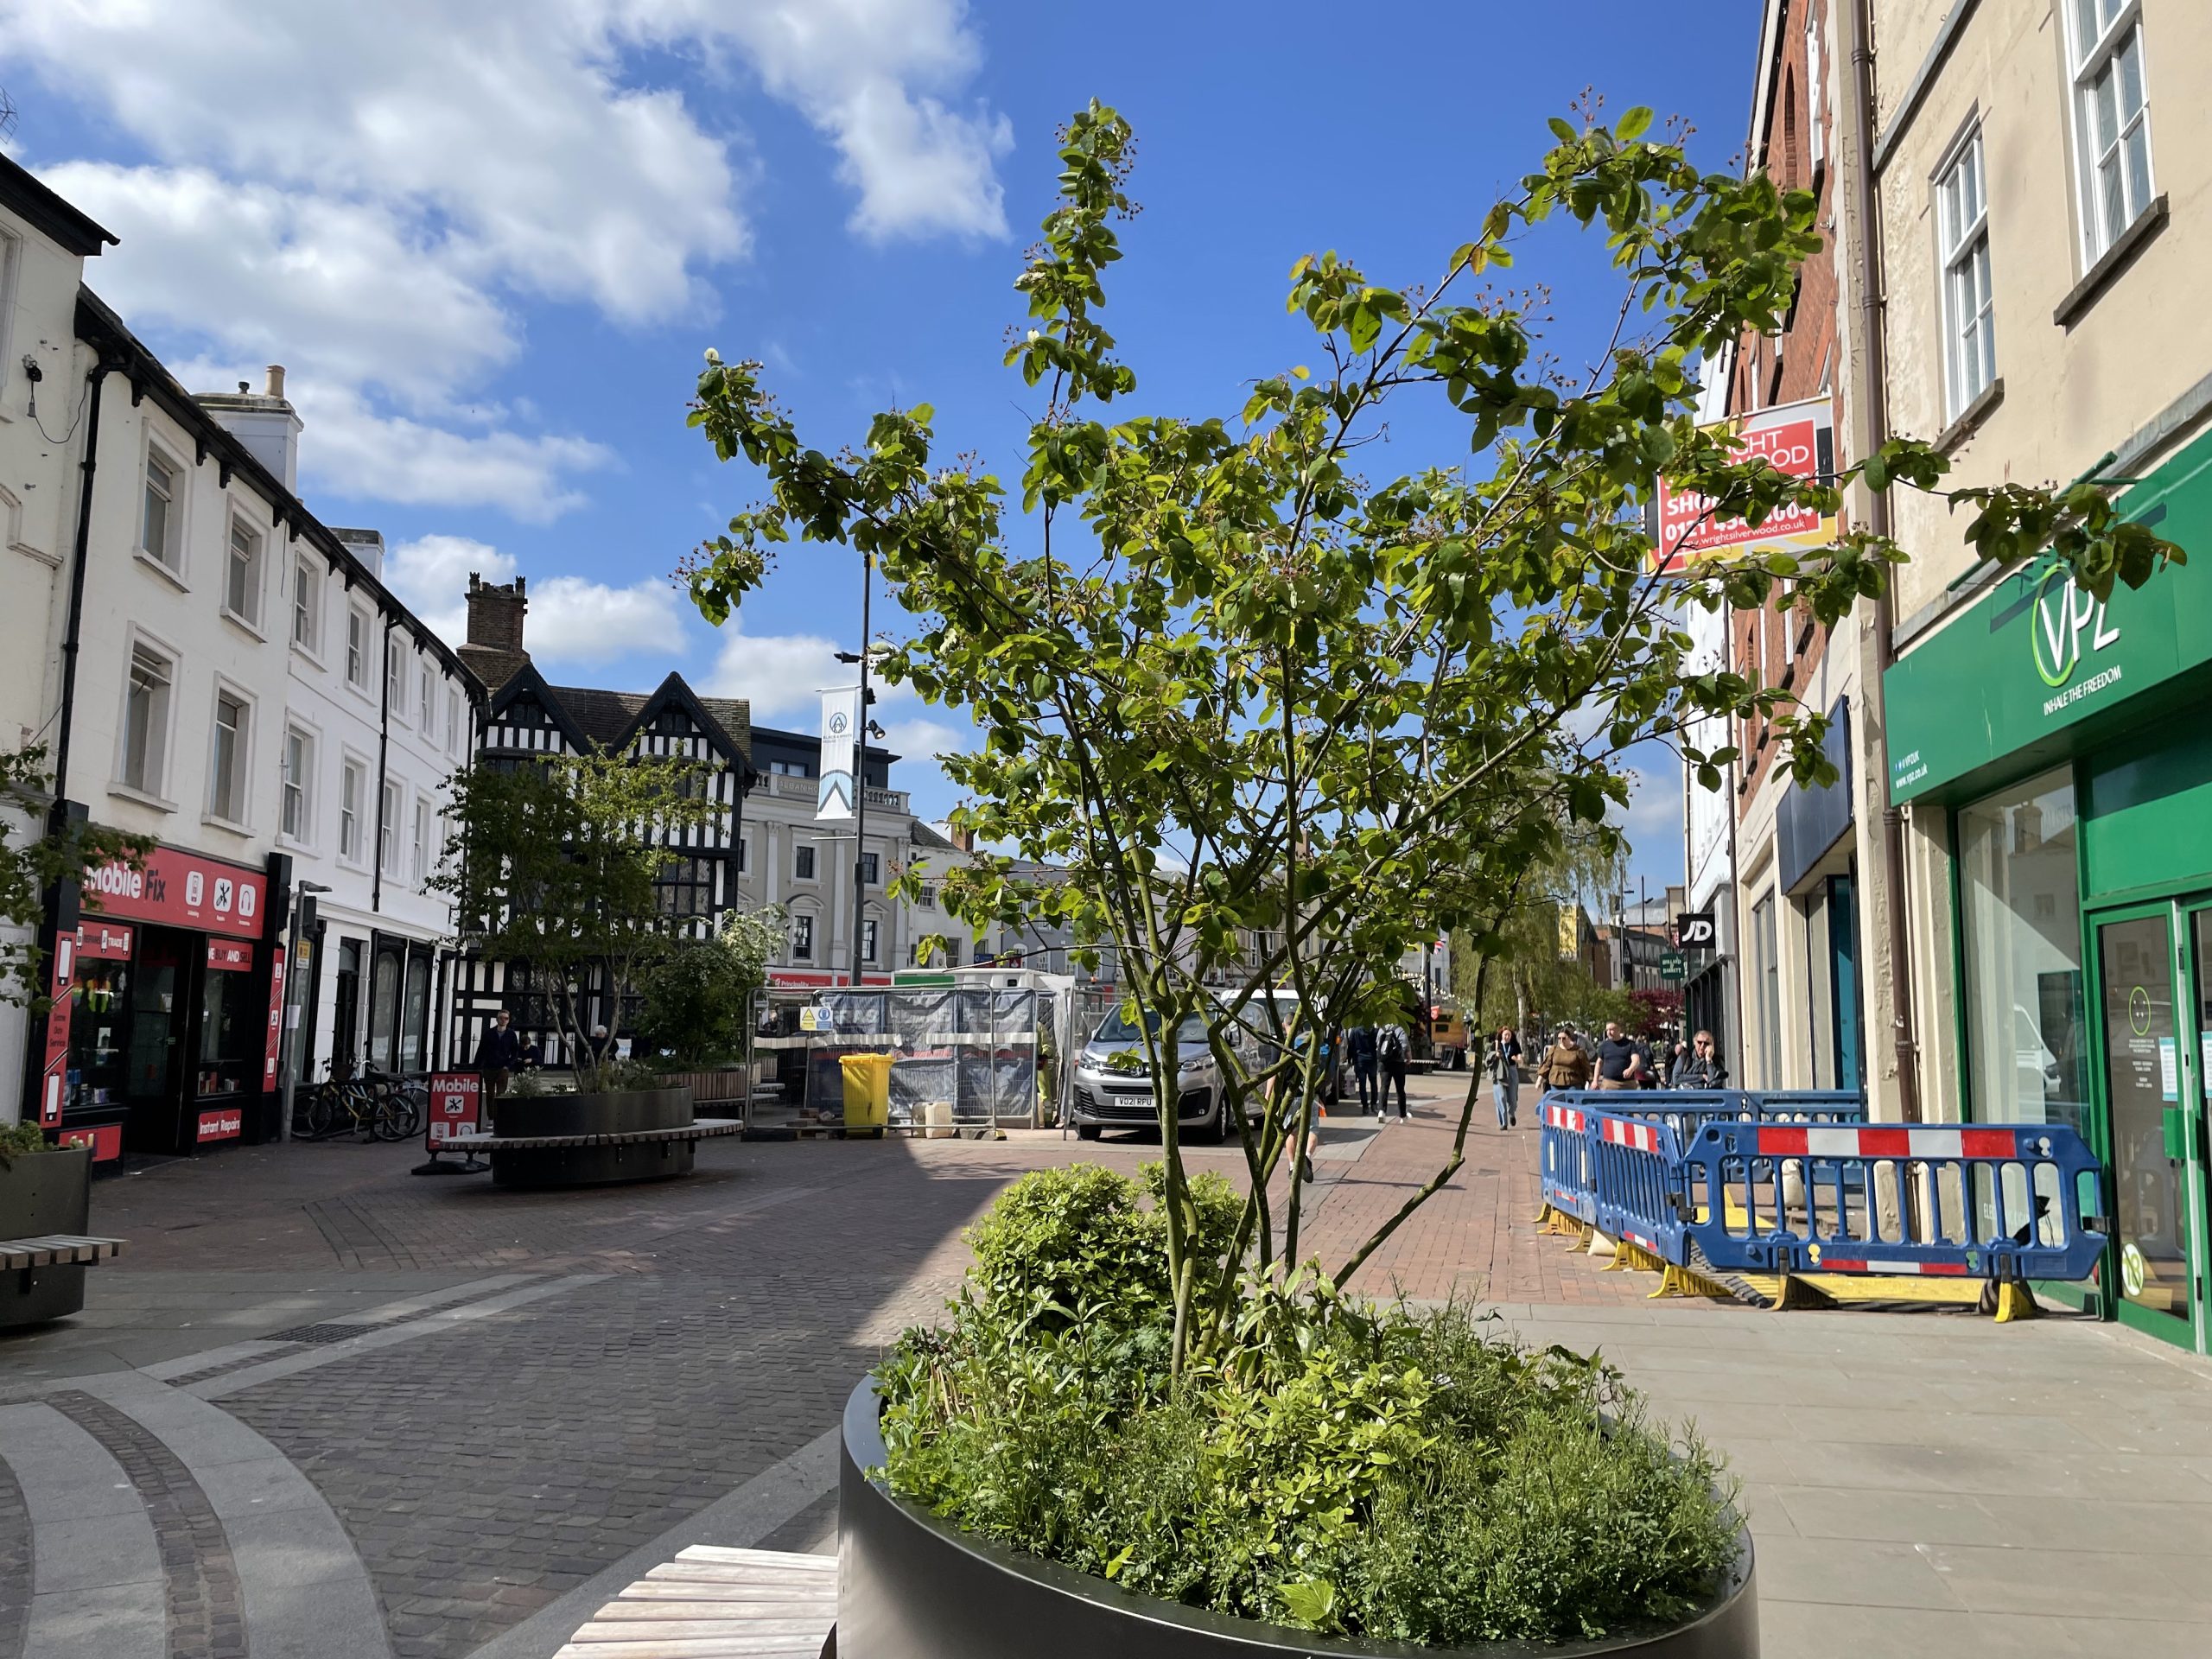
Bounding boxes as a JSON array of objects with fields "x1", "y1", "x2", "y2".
[
  {"x1": 282, "y1": 726, "x2": 313, "y2": 841},
  {"x1": 791, "y1": 912, "x2": 815, "y2": 961},
  {"x1": 379, "y1": 778, "x2": 402, "y2": 872},
  {"x1": 1936, "y1": 126, "x2": 1995, "y2": 419},
  {"x1": 119, "y1": 642, "x2": 175, "y2": 798},
  {"x1": 418, "y1": 662, "x2": 434, "y2": 734},
  {"x1": 1805, "y1": 5, "x2": 1826, "y2": 168},
  {"x1": 445, "y1": 688, "x2": 460, "y2": 753},
  {"x1": 292, "y1": 556, "x2": 321, "y2": 651},
  {"x1": 411, "y1": 797, "x2": 430, "y2": 885},
  {"x1": 340, "y1": 759, "x2": 366, "y2": 862},
  {"x1": 346, "y1": 606, "x2": 371, "y2": 689},
  {"x1": 861, "y1": 916, "x2": 880, "y2": 964},
  {"x1": 208, "y1": 688, "x2": 249, "y2": 824},
  {"x1": 384, "y1": 634, "x2": 404, "y2": 717},
  {"x1": 2068, "y1": 0, "x2": 2153, "y2": 266},
  {"x1": 224, "y1": 515, "x2": 264, "y2": 628},
  {"x1": 0, "y1": 230, "x2": 19, "y2": 402},
  {"x1": 794, "y1": 843, "x2": 817, "y2": 880},
  {"x1": 861, "y1": 850, "x2": 880, "y2": 887},
  {"x1": 142, "y1": 448, "x2": 184, "y2": 571}
]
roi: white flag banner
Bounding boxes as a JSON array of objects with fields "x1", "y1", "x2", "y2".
[{"x1": 817, "y1": 688, "x2": 859, "y2": 820}]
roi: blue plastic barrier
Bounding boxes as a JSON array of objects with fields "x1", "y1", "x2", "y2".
[
  {"x1": 1588, "y1": 1112, "x2": 1689, "y2": 1265},
  {"x1": 1681, "y1": 1120, "x2": 2106, "y2": 1283},
  {"x1": 1538, "y1": 1098, "x2": 1597, "y2": 1225}
]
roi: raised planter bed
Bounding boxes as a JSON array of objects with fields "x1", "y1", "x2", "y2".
[
  {"x1": 1, "y1": 1146, "x2": 98, "y2": 1328},
  {"x1": 448, "y1": 1087, "x2": 732, "y2": 1187},
  {"x1": 836, "y1": 1377, "x2": 1757, "y2": 1659}
]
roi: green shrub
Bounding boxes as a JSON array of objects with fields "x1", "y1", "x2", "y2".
[{"x1": 877, "y1": 1167, "x2": 1740, "y2": 1648}]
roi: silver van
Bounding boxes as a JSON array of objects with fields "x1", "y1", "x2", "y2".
[{"x1": 1068, "y1": 1006, "x2": 1226, "y2": 1141}]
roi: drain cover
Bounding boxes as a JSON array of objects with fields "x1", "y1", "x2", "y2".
[{"x1": 264, "y1": 1322, "x2": 378, "y2": 1345}]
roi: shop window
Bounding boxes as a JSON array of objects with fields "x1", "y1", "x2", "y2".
[
  {"x1": 208, "y1": 688, "x2": 250, "y2": 825},
  {"x1": 1751, "y1": 892, "x2": 1782, "y2": 1087},
  {"x1": 198, "y1": 963, "x2": 253, "y2": 1098},
  {"x1": 282, "y1": 728, "x2": 313, "y2": 842},
  {"x1": 2068, "y1": 0, "x2": 2154, "y2": 267},
  {"x1": 225, "y1": 515, "x2": 264, "y2": 630},
  {"x1": 119, "y1": 642, "x2": 175, "y2": 798},
  {"x1": 346, "y1": 607, "x2": 372, "y2": 690},
  {"x1": 142, "y1": 446, "x2": 183, "y2": 572},
  {"x1": 340, "y1": 760, "x2": 367, "y2": 863},
  {"x1": 1958, "y1": 768, "x2": 2091, "y2": 1131},
  {"x1": 1936, "y1": 127, "x2": 1995, "y2": 420},
  {"x1": 401, "y1": 956, "x2": 430, "y2": 1073}
]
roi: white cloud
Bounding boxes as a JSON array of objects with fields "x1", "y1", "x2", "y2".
[
  {"x1": 386, "y1": 534, "x2": 684, "y2": 669},
  {"x1": 880, "y1": 715, "x2": 967, "y2": 765},
  {"x1": 3, "y1": 0, "x2": 1010, "y2": 520},
  {"x1": 702, "y1": 626, "x2": 863, "y2": 723}
]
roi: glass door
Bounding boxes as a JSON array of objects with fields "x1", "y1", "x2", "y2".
[{"x1": 2097, "y1": 911, "x2": 2198, "y2": 1338}]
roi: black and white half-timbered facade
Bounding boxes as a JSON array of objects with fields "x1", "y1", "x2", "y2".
[{"x1": 450, "y1": 574, "x2": 750, "y2": 1066}]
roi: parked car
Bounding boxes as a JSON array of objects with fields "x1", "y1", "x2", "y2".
[{"x1": 1068, "y1": 1007, "x2": 1226, "y2": 1141}]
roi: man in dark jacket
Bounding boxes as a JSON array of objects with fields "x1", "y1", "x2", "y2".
[
  {"x1": 474, "y1": 1009, "x2": 527, "y2": 1094},
  {"x1": 1675, "y1": 1029, "x2": 1729, "y2": 1090},
  {"x1": 1346, "y1": 1025, "x2": 1378, "y2": 1116}
]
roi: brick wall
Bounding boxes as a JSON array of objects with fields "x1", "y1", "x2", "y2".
[{"x1": 1732, "y1": 0, "x2": 1847, "y2": 810}]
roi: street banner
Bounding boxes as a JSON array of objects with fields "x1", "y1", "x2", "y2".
[
  {"x1": 1651, "y1": 394, "x2": 1837, "y2": 575},
  {"x1": 817, "y1": 687, "x2": 859, "y2": 820}
]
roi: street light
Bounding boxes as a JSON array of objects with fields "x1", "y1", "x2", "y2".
[
  {"x1": 276, "y1": 880, "x2": 332, "y2": 1141},
  {"x1": 835, "y1": 601, "x2": 886, "y2": 988}
]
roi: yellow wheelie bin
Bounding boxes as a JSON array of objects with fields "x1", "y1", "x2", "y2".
[{"x1": 838, "y1": 1053, "x2": 893, "y2": 1136}]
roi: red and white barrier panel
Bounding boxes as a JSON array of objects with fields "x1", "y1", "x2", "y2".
[
  {"x1": 1600, "y1": 1116, "x2": 1661, "y2": 1152},
  {"x1": 1811, "y1": 1255, "x2": 1971, "y2": 1275},
  {"x1": 1545, "y1": 1103, "x2": 1586, "y2": 1132},
  {"x1": 1755, "y1": 1126, "x2": 2029, "y2": 1160}
]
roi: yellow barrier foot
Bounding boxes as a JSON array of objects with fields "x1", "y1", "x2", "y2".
[
  {"x1": 1989, "y1": 1281, "x2": 2041, "y2": 1322},
  {"x1": 1650, "y1": 1264, "x2": 1732, "y2": 1300}
]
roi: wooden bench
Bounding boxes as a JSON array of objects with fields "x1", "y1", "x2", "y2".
[
  {"x1": 2, "y1": 1236, "x2": 124, "y2": 1272},
  {"x1": 556, "y1": 1542, "x2": 835, "y2": 1658}
]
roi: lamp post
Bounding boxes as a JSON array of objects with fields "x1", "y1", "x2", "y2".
[
  {"x1": 835, "y1": 551, "x2": 880, "y2": 988},
  {"x1": 276, "y1": 880, "x2": 332, "y2": 1141}
]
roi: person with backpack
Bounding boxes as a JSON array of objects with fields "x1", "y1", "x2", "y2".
[
  {"x1": 1489, "y1": 1026, "x2": 1525, "y2": 1128},
  {"x1": 1375, "y1": 1021, "x2": 1411, "y2": 1120},
  {"x1": 1345, "y1": 1024, "x2": 1379, "y2": 1116}
]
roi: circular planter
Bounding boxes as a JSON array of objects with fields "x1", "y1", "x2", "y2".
[
  {"x1": 836, "y1": 1378, "x2": 1757, "y2": 1659},
  {"x1": 486, "y1": 1087, "x2": 698, "y2": 1188}
]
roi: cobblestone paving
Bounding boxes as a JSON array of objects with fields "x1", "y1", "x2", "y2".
[{"x1": 48, "y1": 1390, "x2": 245, "y2": 1659}]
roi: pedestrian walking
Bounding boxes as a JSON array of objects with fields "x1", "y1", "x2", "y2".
[
  {"x1": 1489, "y1": 1025, "x2": 1524, "y2": 1128},
  {"x1": 1346, "y1": 1024, "x2": 1379, "y2": 1116},
  {"x1": 1376, "y1": 1020, "x2": 1411, "y2": 1120},
  {"x1": 473, "y1": 1008, "x2": 526, "y2": 1095},
  {"x1": 1675, "y1": 1029, "x2": 1730, "y2": 1090},
  {"x1": 1537, "y1": 1027, "x2": 1592, "y2": 1095},
  {"x1": 1594, "y1": 1020, "x2": 1647, "y2": 1090}
]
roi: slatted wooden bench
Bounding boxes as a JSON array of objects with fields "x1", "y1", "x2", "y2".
[
  {"x1": 1, "y1": 1235, "x2": 124, "y2": 1272},
  {"x1": 555, "y1": 1543, "x2": 836, "y2": 1658},
  {"x1": 440, "y1": 1117, "x2": 746, "y2": 1153}
]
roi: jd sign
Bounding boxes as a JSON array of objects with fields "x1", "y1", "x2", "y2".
[{"x1": 2031, "y1": 565, "x2": 2120, "y2": 689}]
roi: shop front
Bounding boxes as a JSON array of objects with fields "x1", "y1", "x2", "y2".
[
  {"x1": 33, "y1": 844, "x2": 287, "y2": 1164},
  {"x1": 1885, "y1": 424, "x2": 2212, "y2": 1350}
]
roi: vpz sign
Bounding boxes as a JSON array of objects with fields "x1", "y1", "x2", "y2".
[{"x1": 1676, "y1": 913, "x2": 1717, "y2": 949}]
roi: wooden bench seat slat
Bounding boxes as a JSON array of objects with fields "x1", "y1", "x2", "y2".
[
  {"x1": 672, "y1": 1546, "x2": 835, "y2": 1569},
  {"x1": 616, "y1": 1584, "x2": 833, "y2": 1605}
]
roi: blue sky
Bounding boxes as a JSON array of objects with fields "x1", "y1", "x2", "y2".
[{"x1": 2, "y1": 0, "x2": 1763, "y2": 895}]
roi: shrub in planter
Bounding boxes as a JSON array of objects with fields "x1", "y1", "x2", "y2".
[{"x1": 876, "y1": 1166, "x2": 1739, "y2": 1649}]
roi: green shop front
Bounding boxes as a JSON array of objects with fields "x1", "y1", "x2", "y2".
[{"x1": 1885, "y1": 426, "x2": 2212, "y2": 1351}]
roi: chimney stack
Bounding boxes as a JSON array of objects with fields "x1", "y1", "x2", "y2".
[
  {"x1": 265, "y1": 364, "x2": 286, "y2": 399},
  {"x1": 465, "y1": 571, "x2": 529, "y2": 653},
  {"x1": 949, "y1": 821, "x2": 975, "y2": 854}
]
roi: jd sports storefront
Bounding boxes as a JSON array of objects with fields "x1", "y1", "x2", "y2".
[{"x1": 1885, "y1": 424, "x2": 2212, "y2": 1351}]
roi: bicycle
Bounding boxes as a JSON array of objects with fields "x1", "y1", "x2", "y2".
[{"x1": 299, "y1": 1066, "x2": 425, "y2": 1141}]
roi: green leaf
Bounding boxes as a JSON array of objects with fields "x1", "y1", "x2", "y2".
[{"x1": 1618, "y1": 105, "x2": 1654, "y2": 142}]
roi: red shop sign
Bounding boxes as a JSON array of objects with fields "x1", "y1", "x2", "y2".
[
  {"x1": 426, "y1": 1071, "x2": 482, "y2": 1149},
  {"x1": 76, "y1": 921, "x2": 135, "y2": 961},
  {"x1": 59, "y1": 1122, "x2": 124, "y2": 1164},
  {"x1": 207, "y1": 940, "x2": 254, "y2": 972},
  {"x1": 81, "y1": 846, "x2": 267, "y2": 938},
  {"x1": 196, "y1": 1107, "x2": 244, "y2": 1144},
  {"x1": 263, "y1": 947, "x2": 287, "y2": 1088}
]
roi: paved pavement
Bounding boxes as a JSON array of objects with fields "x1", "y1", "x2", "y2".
[{"x1": 3, "y1": 1073, "x2": 2209, "y2": 1656}]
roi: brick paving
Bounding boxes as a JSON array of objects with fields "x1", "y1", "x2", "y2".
[
  {"x1": 47, "y1": 1389, "x2": 245, "y2": 1659},
  {"x1": 0, "y1": 1453, "x2": 26, "y2": 1659}
]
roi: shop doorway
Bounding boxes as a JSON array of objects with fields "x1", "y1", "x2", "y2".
[
  {"x1": 331, "y1": 939, "x2": 362, "y2": 1080},
  {"x1": 2093, "y1": 904, "x2": 2210, "y2": 1345},
  {"x1": 124, "y1": 925, "x2": 192, "y2": 1138}
]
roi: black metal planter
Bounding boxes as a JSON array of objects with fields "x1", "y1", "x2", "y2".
[
  {"x1": 485, "y1": 1087, "x2": 699, "y2": 1187},
  {"x1": 1, "y1": 1147, "x2": 94, "y2": 1328},
  {"x1": 836, "y1": 1378, "x2": 1758, "y2": 1659}
]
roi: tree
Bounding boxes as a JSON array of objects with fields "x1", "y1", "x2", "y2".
[
  {"x1": 632, "y1": 906, "x2": 785, "y2": 1066},
  {"x1": 1453, "y1": 820, "x2": 1626, "y2": 1039},
  {"x1": 684, "y1": 101, "x2": 2180, "y2": 1371},
  {"x1": 3, "y1": 746, "x2": 150, "y2": 1014},
  {"x1": 431, "y1": 753, "x2": 731, "y2": 1090}
]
